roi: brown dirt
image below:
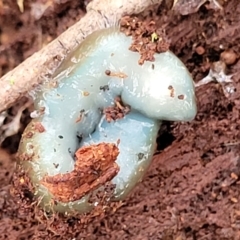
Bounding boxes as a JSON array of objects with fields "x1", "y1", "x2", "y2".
[{"x1": 1, "y1": 0, "x2": 240, "y2": 239}]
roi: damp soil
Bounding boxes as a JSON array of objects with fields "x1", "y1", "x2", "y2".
[{"x1": 1, "y1": 0, "x2": 240, "y2": 239}]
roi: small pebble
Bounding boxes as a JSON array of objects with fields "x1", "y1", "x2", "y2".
[
  {"x1": 220, "y1": 49, "x2": 237, "y2": 65},
  {"x1": 195, "y1": 46, "x2": 205, "y2": 55}
]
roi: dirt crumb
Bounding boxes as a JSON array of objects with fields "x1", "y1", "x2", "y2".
[
  {"x1": 104, "y1": 96, "x2": 131, "y2": 122},
  {"x1": 120, "y1": 16, "x2": 170, "y2": 65}
]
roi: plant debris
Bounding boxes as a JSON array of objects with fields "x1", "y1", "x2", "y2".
[
  {"x1": 104, "y1": 96, "x2": 131, "y2": 122},
  {"x1": 42, "y1": 143, "x2": 119, "y2": 202},
  {"x1": 172, "y1": 0, "x2": 223, "y2": 15},
  {"x1": 120, "y1": 16, "x2": 170, "y2": 65},
  {"x1": 105, "y1": 70, "x2": 128, "y2": 79}
]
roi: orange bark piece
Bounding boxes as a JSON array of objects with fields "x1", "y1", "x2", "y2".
[{"x1": 41, "y1": 143, "x2": 119, "y2": 203}]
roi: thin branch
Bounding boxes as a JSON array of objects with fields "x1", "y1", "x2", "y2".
[{"x1": 0, "y1": 0, "x2": 162, "y2": 112}]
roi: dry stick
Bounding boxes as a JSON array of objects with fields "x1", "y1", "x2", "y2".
[{"x1": 0, "y1": 0, "x2": 162, "y2": 113}]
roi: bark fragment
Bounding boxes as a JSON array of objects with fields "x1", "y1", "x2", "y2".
[{"x1": 42, "y1": 143, "x2": 119, "y2": 202}]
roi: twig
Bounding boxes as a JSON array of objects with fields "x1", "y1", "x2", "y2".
[{"x1": 0, "y1": 0, "x2": 162, "y2": 112}]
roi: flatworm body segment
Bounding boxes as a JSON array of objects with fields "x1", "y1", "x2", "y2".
[{"x1": 17, "y1": 28, "x2": 197, "y2": 213}]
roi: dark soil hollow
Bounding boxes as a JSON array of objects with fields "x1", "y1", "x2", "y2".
[{"x1": 1, "y1": 0, "x2": 240, "y2": 239}]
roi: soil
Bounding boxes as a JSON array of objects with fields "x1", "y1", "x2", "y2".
[{"x1": 1, "y1": 0, "x2": 240, "y2": 239}]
